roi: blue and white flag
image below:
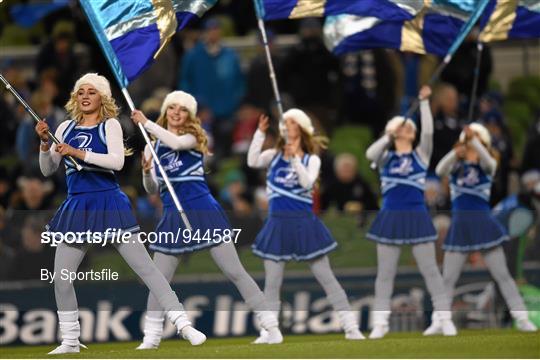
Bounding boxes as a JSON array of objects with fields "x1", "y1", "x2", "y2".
[
  {"x1": 324, "y1": 0, "x2": 490, "y2": 57},
  {"x1": 480, "y1": 0, "x2": 540, "y2": 42},
  {"x1": 80, "y1": 0, "x2": 216, "y2": 87},
  {"x1": 254, "y1": 0, "x2": 424, "y2": 21}
]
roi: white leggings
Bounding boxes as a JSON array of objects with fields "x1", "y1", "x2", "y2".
[
  {"x1": 373, "y1": 242, "x2": 450, "y2": 311},
  {"x1": 443, "y1": 246, "x2": 527, "y2": 311},
  {"x1": 54, "y1": 236, "x2": 183, "y2": 313},
  {"x1": 146, "y1": 242, "x2": 270, "y2": 318},
  {"x1": 263, "y1": 255, "x2": 352, "y2": 311}
]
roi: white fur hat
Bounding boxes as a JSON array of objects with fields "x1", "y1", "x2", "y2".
[
  {"x1": 280, "y1": 108, "x2": 314, "y2": 135},
  {"x1": 73, "y1": 73, "x2": 112, "y2": 98},
  {"x1": 460, "y1": 122, "x2": 491, "y2": 147},
  {"x1": 160, "y1": 91, "x2": 197, "y2": 118},
  {"x1": 385, "y1": 116, "x2": 416, "y2": 134}
]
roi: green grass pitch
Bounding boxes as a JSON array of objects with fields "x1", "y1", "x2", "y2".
[{"x1": 1, "y1": 330, "x2": 539, "y2": 359}]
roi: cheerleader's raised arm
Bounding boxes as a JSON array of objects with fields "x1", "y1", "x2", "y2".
[
  {"x1": 469, "y1": 137, "x2": 497, "y2": 175},
  {"x1": 435, "y1": 149, "x2": 459, "y2": 177},
  {"x1": 144, "y1": 120, "x2": 198, "y2": 150},
  {"x1": 416, "y1": 97, "x2": 434, "y2": 165},
  {"x1": 365, "y1": 134, "x2": 391, "y2": 168},
  {"x1": 132, "y1": 109, "x2": 199, "y2": 151},
  {"x1": 247, "y1": 115, "x2": 277, "y2": 169}
]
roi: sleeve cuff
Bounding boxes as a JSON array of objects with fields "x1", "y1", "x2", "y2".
[{"x1": 254, "y1": 129, "x2": 266, "y2": 138}]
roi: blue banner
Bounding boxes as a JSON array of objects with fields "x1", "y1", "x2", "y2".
[
  {"x1": 324, "y1": 0, "x2": 490, "y2": 57},
  {"x1": 80, "y1": 0, "x2": 216, "y2": 87},
  {"x1": 255, "y1": 0, "x2": 423, "y2": 21},
  {"x1": 480, "y1": 0, "x2": 540, "y2": 42},
  {"x1": 2, "y1": 268, "x2": 539, "y2": 345}
]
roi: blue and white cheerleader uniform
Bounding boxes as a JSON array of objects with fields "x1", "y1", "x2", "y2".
[
  {"x1": 46, "y1": 120, "x2": 140, "y2": 241},
  {"x1": 367, "y1": 151, "x2": 437, "y2": 245},
  {"x1": 148, "y1": 139, "x2": 228, "y2": 255},
  {"x1": 252, "y1": 153, "x2": 337, "y2": 261},
  {"x1": 444, "y1": 162, "x2": 509, "y2": 252}
]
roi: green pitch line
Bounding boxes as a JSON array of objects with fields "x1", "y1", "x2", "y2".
[{"x1": 1, "y1": 330, "x2": 538, "y2": 359}]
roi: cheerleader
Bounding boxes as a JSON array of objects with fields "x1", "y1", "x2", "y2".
[
  {"x1": 436, "y1": 123, "x2": 537, "y2": 332},
  {"x1": 247, "y1": 109, "x2": 365, "y2": 342},
  {"x1": 131, "y1": 91, "x2": 282, "y2": 349},
  {"x1": 36, "y1": 74, "x2": 205, "y2": 355},
  {"x1": 365, "y1": 86, "x2": 456, "y2": 339}
]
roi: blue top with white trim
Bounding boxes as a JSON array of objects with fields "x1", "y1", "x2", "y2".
[
  {"x1": 63, "y1": 120, "x2": 118, "y2": 194},
  {"x1": 379, "y1": 150, "x2": 427, "y2": 210},
  {"x1": 154, "y1": 139, "x2": 210, "y2": 206},
  {"x1": 450, "y1": 162, "x2": 492, "y2": 211},
  {"x1": 267, "y1": 152, "x2": 312, "y2": 213}
]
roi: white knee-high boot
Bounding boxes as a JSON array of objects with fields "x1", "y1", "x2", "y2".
[
  {"x1": 136, "y1": 315, "x2": 165, "y2": 350},
  {"x1": 48, "y1": 311, "x2": 88, "y2": 355},
  {"x1": 253, "y1": 306, "x2": 283, "y2": 344},
  {"x1": 245, "y1": 293, "x2": 282, "y2": 345},
  {"x1": 423, "y1": 310, "x2": 457, "y2": 336},
  {"x1": 338, "y1": 311, "x2": 365, "y2": 340},
  {"x1": 368, "y1": 310, "x2": 391, "y2": 339},
  {"x1": 167, "y1": 310, "x2": 206, "y2": 346},
  {"x1": 325, "y1": 291, "x2": 365, "y2": 340},
  {"x1": 137, "y1": 310, "x2": 206, "y2": 349},
  {"x1": 253, "y1": 301, "x2": 281, "y2": 344}
]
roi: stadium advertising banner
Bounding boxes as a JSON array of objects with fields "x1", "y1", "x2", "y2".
[{"x1": 2, "y1": 268, "x2": 538, "y2": 345}]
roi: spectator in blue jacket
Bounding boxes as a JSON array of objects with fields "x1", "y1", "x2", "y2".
[{"x1": 178, "y1": 17, "x2": 245, "y2": 157}]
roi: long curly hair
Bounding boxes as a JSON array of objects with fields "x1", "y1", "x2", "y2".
[
  {"x1": 64, "y1": 91, "x2": 119, "y2": 123},
  {"x1": 276, "y1": 128, "x2": 328, "y2": 155},
  {"x1": 64, "y1": 90, "x2": 133, "y2": 155},
  {"x1": 156, "y1": 112, "x2": 210, "y2": 155}
]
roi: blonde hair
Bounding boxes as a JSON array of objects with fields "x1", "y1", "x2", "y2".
[
  {"x1": 455, "y1": 123, "x2": 499, "y2": 164},
  {"x1": 156, "y1": 112, "x2": 209, "y2": 155},
  {"x1": 276, "y1": 128, "x2": 328, "y2": 155},
  {"x1": 64, "y1": 90, "x2": 119, "y2": 124},
  {"x1": 64, "y1": 89, "x2": 133, "y2": 155},
  {"x1": 459, "y1": 122, "x2": 491, "y2": 148}
]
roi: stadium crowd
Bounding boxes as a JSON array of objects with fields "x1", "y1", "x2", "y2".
[{"x1": 0, "y1": 2, "x2": 539, "y2": 281}]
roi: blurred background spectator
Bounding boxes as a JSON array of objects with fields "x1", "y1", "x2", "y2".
[
  {"x1": 281, "y1": 18, "x2": 340, "y2": 133},
  {"x1": 338, "y1": 49, "x2": 397, "y2": 135},
  {"x1": 244, "y1": 29, "x2": 285, "y2": 115},
  {"x1": 321, "y1": 153, "x2": 377, "y2": 217},
  {"x1": 178, "y1": 17, "x2": 245, "y2": 158},
  {"x1": 430, "y1": 82, "x2": 463, "y2": 174},
  {"x1": 441, "y1": 30, "x2": 493, "y2": 101},
  {"x1": 35, "y1": 21, "x2": 78, "y2": 106},
  {"x1": 521, "y1": 112, "x2": 540, "y2": 173}
]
